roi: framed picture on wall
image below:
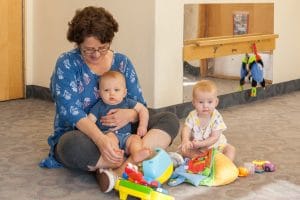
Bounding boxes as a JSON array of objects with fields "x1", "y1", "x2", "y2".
[{"x1": 233, "y1": 11, "x2": 249, "y2": 35}]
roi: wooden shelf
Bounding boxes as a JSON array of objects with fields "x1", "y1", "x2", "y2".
[{"x1": 183, "y1": 34, "x2": 279, "y2": 60}]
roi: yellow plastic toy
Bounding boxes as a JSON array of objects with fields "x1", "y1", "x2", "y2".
[
  {"x1": 114, "y1": 179, "x2": 174, "y2": 200},
  {"x1": 238, "y1": 167, "x2": 249, "y2": 177},
  {"x1": 212, "y1": 152, "x2": 239, "y2": 186}
]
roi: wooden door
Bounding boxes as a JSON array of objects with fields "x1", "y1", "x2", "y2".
[{"x1": 0, "y1": 0, "x2": 24, "y2": 101}]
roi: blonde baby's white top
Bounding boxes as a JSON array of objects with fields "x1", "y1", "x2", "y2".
[{"x1": 185, "y1": 109, "x2": 227, "y2": 148}]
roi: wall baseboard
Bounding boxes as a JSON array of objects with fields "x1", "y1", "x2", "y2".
[
  {"x1": 26, "y1": 79, "x2": 300, "y2": 119},
  {"x1": 148, "y1": 79, "x2": 300, "y2": 118},
  {"x1": 26, "y1": 85, "x2": 53, "y2": 102}
]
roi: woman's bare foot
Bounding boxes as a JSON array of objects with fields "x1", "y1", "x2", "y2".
[{"x1": 131, "y1": 148, "x2": 152, "y2": 163}]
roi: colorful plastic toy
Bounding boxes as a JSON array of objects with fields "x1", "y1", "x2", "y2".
[
  {"x1": 168, "y1": 148, "x2": 239, "y2": 187},
  {"x1": 142, "y1": 148, "x2": 173, "y2": 184},
  {"x1": 252, "y1": 160, "x2": 276, "y2": 173},
  {"x1": 243, "y1": 162, "x2": 255, "y2": 175},
  {"x1": 122, "y1": 163, "x2": 159, "y2": 188},
  {"x1": 238, "y1": 167, "x2": 249, "y2": 177},
  {"x1": 263, "y1": 161, "x2": 276, "y2": 172},
  {"x1": 115, "y1": 179, "x2": 174, "y2": 200},
  {"x1": 187, "y1": 148, "x2": 213, "y2": 174},
  {"x1": 117, "y1": 163, "x2": 174, "y2": 200}
]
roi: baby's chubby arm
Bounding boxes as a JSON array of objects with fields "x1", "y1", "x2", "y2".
[
  {"x1": 180, "y1": 125, "x2": 194, "y2": 153},
  {"x1": 134, "y1": 102, "x2": 149, "y2": 136},
  {"x1": 192, "y1": 130, "x2": 221, "y2": 149}
]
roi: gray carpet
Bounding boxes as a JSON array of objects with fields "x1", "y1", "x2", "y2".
[{"x1": 1, "y1": 91, "x2": 300, "y2": 200}]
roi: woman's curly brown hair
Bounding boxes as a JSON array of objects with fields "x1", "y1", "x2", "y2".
[{"x1": 67, "y1": 6, "x2": 119, "y2": 45}]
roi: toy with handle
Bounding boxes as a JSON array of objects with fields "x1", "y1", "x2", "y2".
[
  {"x1": 142, "y1": 148, "x2": 173, "y2": 184},
  {"x1": 115, "y1": 179, "x2": 174, "y2": 200}
]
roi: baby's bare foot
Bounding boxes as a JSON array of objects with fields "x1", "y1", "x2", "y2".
[{"x1": 132, "y1": 148, "x2": 152, "y2": 163}]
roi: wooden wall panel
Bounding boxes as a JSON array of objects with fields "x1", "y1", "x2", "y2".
[
  {"x1": 0, "y1": 0, "x2": 24, "y2": 101},
  {"x1": 199, "y1": 3, "x2": 274, "y2": 37}
]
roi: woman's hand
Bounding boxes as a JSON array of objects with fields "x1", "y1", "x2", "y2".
[
  {"x1": 76, "y1": 117, "x2": 124, "y2": 166},
  {"x1": 101, "y1": 108, "x2": 137, "y2": 131},
  {"x1": 97, "y1": 134, "x2": 124, "y2": 164}
]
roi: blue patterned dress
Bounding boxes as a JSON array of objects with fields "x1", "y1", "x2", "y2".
[{"x1": 40, "y1": 48, "x2": 146, "y2": 168}]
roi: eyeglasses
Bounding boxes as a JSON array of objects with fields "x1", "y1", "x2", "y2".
[{"x1": 81, "y1": 44, "x2": 110, "y2": 55}]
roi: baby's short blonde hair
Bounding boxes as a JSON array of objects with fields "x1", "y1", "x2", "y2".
[
  {"x1": 192, "y1": 79, "x2": 218, "y2": 98},
  {"x1": 100, "y1": 71, "x2": 126, "y2": 86}
]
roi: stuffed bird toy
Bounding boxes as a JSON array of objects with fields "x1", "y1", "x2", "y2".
[{"x1": 239, "y1": 53, "x2": 265, "y2": 97}]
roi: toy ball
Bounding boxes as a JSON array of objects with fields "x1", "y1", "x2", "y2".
[
  {"x1": 142, "y1": 148, "x2": 173, "y2": 184},
  {"x1": 238, "y1": 167, "x2": 249, "y2": 177}
]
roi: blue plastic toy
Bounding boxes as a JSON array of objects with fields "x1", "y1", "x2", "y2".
[{"x1": 142, "y1": 148, "x2": 173, "y2": 184}]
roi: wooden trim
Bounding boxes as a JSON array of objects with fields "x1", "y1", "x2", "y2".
[{"x1": 183, "y1": 34, "x2": 278, "y2": 60}]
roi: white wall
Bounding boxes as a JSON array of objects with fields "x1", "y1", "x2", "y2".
[
  {"x1": 26, "y1": 0, "x2": 300, "y2": 109},
  {"x1": 183, "y1": 4, "x2": 201, "y2": 67},
  {"x1": 25, "y1": 0, "x2": 155, "y2": 105},
  {"x1": 273, "y1": 0, "x2": 300, "y2": 83}
]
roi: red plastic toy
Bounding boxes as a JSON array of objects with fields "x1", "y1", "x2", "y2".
[
  {"x1": 123, "y1": 163, "x2": 159, "y2": 188},
  {"x1": 187, "y1": 149, "x2": 213, "y2": 174}
]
